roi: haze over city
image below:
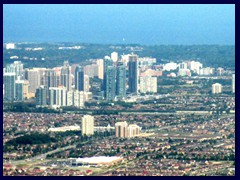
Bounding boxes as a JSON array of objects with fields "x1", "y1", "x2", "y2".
[{"x1": 3, "y1": 4, "x2": 235, "y2": 45}]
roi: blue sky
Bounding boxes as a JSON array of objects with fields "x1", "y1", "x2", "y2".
[{"x1": 3, "y1": 4, "x2": 235, "y2": 45}]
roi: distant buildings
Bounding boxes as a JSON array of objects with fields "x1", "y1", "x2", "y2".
[
  {"x1": 82, "y1": 115, "x2": 94, "y2": 136},
  {"x1": 115, "y1": 121, "x2": 141, "y2": 138},
  {"x1": 163, "y1": 62, "x2": 178, "y2": 71},
  {"x1": 232, "y1": 74, "x2": 235, "y2": 93},
  {"x1": 199, "y1": 67, "x2": 214, "y2": 76},
  {"x1": 212, "y1": 83, "x2": 222, "y2": 94}
]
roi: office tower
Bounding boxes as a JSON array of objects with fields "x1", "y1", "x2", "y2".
[
  {"x1": 103, "y1": 58, "x2": 114, "y2": 92},
  {"x1": 60, "y1": 61, "x2": 72, "y2": 91},
  {"x1": 26, "y1": 69, "x2": 41, "y2": 95},
  {"x1": 232, "y1": 74, "x2": 235, "y2": 93},
  {"x1": 96, "y1": 59, "x2": 104, "y2": 79},
  {"x1": 84, "y1": 75, "x2": 90, "y2": 92},
  {"x1": 75, "y1": 66, "x2": 84, "y2": 91},
  {"x1": 36, "y1": 85, "x2": 48, "y2": 106},
  {"x1": 128, "y1": 124, "x2": 141, "y2": 138},
  {"x1": 115, "y1": 121, "x2": 128, "y2": 138},
  {"x1": 111, "y1": 52, "x2": 118, "y2": 62},
  {"x1": 116, "y1": 63, "x2": 126, "y2": 99},
  {"x1": 49, "y1": 86, "x2": 67, "y2": 108},
  {"x1": 106, "y1": 66, "x2": 116, "y2": 101},
  {"x1": 5, "y1": 61, "x2": 24, "y2": 79},
  {"x1": 139, "y1": 76, "x2": 157, "y2": 94},
  {"x1": 82, "y1": 115, "x2": 94, "y2": 136},
  {"x1": 212, "y1": 83, "x2": 222, "y2": 94},
  {"x1": 128, "y1": 54, "x2": 138, "y2": 94},
  {"x1": 15, "y1": 78, "x2": 25, "y2": 101},
  {"x1": 3, "y1": 72, "x2": 16, "y2": 101}
]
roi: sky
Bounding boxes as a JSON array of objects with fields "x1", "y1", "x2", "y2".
[{"x1": 3, "y1": 4, "x2": 235, "y2": 45}]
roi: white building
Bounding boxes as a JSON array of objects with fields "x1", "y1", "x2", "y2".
[
  {"x1": 139, "y1": 76, "x2": 157, "y2": 93},
  {"x1": 6, "y1": 43, "x2": 15, "y2": 49},
  {"x1": 199, "y1": 67, "x2": 215, "y2": 76},
  {"x1": 96, "y1": 59, "x2": 104, "y2": 79},
  {"x1": 178, "y1": 62, "x2": 188, "y2": 70},
  {"x1": 82, "y1": 115, "x2": 94, "y2": 136},
  {"x1": 49, "y1": 86, "x2": 67, "y2": 108},
  {"x1": 67, "y1": 90, "x2": 85, "y2": 108},
  {"x1": 212, "y1": 83, "x2": 222, "y2": 94},
  {"x1": 188, "y1": 61, "x2": 203, "y2": 74},
  {"x1": 111, "y1": 52, "x2": 118, "y2": 62},
  {"x1": 163, "y1": 62, "x2": 178, "y2": 71},
  {"x1": 138, "y1": 57, "x2": 156, "y2": 67}
]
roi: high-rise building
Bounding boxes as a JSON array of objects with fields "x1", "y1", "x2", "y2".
[
  {"x1": 139, "y1": 76, "x2": 157, "y2": 94},
  {"x1": 5, "y1": 61, "x2": 24, "y2": 79},
  {"x1": 75, "y1": 66, "x2": 84, "y2": 91},
  {"x1": 26, "y1": 69, "x2": 41, "y2": 95},
  {"x1": 60, "y1": 61, "x2": 72, "y2": 91},
  {"x1": 188, "y1": 61, "x2": 203, "y2": 74},
  {"x1": 36, "y1": 85, "x2": 48, "y2": 107},
  {"x1": 82, "y1": 115, "x2": 94, "y2": 136},
  {"x1": 106, "y1": 66, "x2": 116, "y2": 101},
  {"x1": 15, "y1": 79, "x2": 25, "y2": 101},
  {"x1": 67, "y1": 90, "x2": 85, "y2": 108},
  {"x1": 115, "y1": 121, "x2": 128, "y2": 138},
  {"x1": 103, "y1": 58, "x2": 114, "y2": 93},
  {"x1": 84, "y1": 75, "x2": 90, "y2": 92},
  {"x1": 116, "y1": 63, "x2": 126, "y2": 99},
  {"x1": 111, "y1": 52, "x2": 118, "y2": 62},
  {"x1": 23, "y1": 80, "x2": 30, "y2": 99},
  {"x1": 232, "y1": 74, "x2": 235, "y2": 93},
  {"x1": 3, "y1": 72, "x2": 16, "y2": 101},
  {"x1": 49, "y1": 86, "x2": 67, "y2": 108},
  {"x1": 44, "y1": 69, "x2": 57, "y2": 88},
  {"x1": 84, "y1": 64, "x2": 98, "y2": 78},
  {"x1": 212, "y1": 83, "x2": 222, "y2": 94},
  {"x1": 97, "y1": 59, "x2": 104, "y2": 79},
  {"x1": 128, "y1": 54, "x2": 138, "y2": 94}
]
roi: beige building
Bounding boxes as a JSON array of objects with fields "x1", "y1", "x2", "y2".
[
  {"x1": 212, "y1": 83, "x2": 222, "y2": 94},
  {"x1": 115, "y1": 121, "x2": 141, "y2": 138},
  {"x1": 82, "y1": 115, "x2": 94, "y2": 136},
  {"x1": 139, "y1": 76, "x2": 157, "y2": 93},
  {"x1": 96, "y1": 59, "x2": 104, "y2": 79}
]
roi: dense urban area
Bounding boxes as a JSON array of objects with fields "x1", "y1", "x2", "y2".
[{"x1": 3, "y1": 42, "x2": 235, "y2": 176}]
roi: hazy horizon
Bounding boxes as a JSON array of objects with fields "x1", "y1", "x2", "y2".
[{"x1": 3, "y1": 4, "x2": 235, "y2": 45}]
